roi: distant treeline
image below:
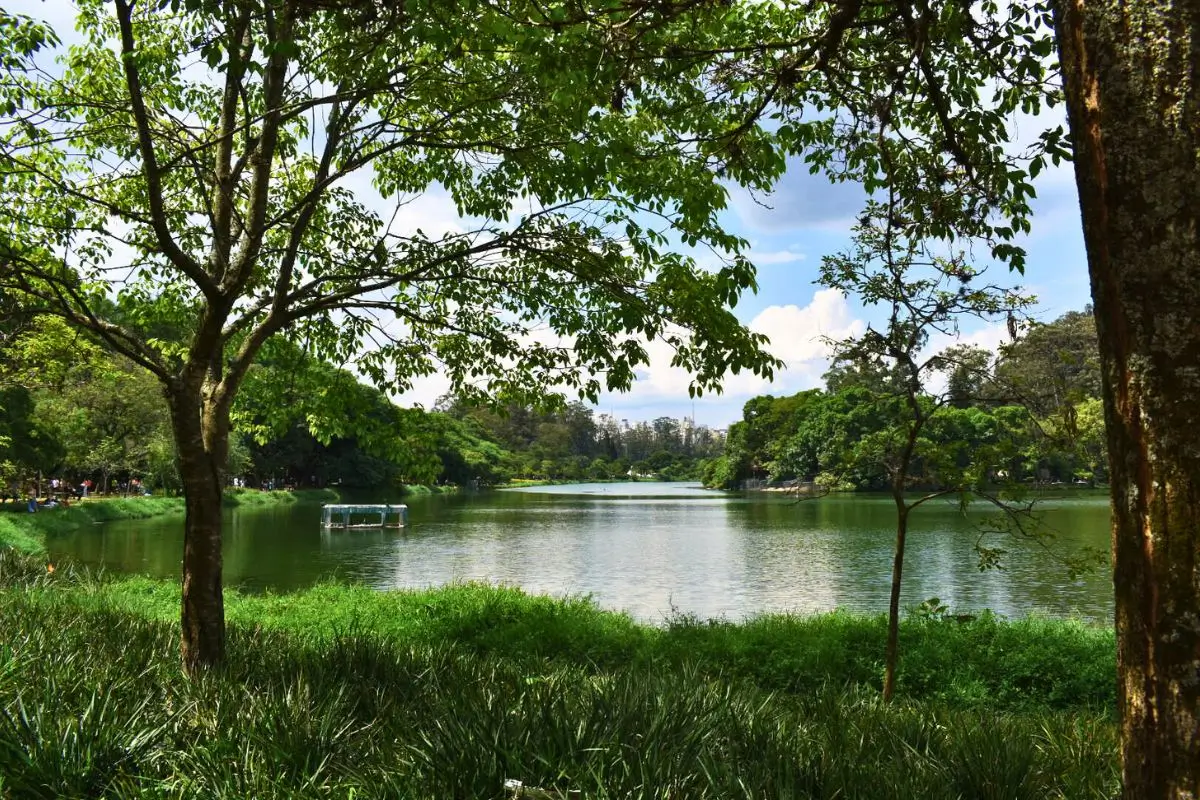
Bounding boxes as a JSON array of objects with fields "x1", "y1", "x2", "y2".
[
  {"x1": 2, "y1": 309, "x2": 1099, "y2": 495},
  {"x1": 702, "y1": 309, "x2": 1104, "y2": 491},
  {"x1": 1, "y1": 316, "x2": 720, "y2": 493}
]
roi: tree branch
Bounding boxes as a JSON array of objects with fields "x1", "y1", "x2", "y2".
[{"x1": 113, "y1": 0, "x2": 218, "y2": 300}]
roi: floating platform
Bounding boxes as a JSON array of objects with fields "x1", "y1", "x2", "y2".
[{"x1": 321, "y1": 504, "x2": 408, "y2": 528}]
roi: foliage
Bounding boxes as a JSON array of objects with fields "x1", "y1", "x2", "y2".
[
  {"x1": 0, "y1": 386, "x2": 62, "y2": 487},
  {"x1": 1, "y1": 314, "x2": 724, "y2": 494},
  {"x1": 0, "y1": 556, "x2": 1120, "y2": 797},
  {"x1": 0, "y1": 0, "x2": 782, "y2": 417},
  {"x1": 704, "y1": 307, "x2": 1104, "y2": 492},
  {"x1": 441, "y1": 398, "x2": 723, "y2": 483},
  {"x1": 0, "y1": 490, "x2": 337, "y2": 554},
  {"x1": 0, "y1": 0, "x2": 792, "y2": 663},
  {"x1": 0, "y1": 592, "x2": 1119, "y2": 798},
  {"x1": 0, "y1": 553, "x2": 1116, "y2": 714}
]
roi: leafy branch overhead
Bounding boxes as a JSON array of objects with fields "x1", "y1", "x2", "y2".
[
  {"x1": 0, "y1": 0, "x2": 1074, "y2": 672},
  {"x1": 0, "y1": 0, "x2": 799, "y2": 411}
]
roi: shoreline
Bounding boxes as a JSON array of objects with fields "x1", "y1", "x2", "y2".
[
  {"x1": 0, "y1": 552, "x2": 1116, "y2": 714},
  {"x1": 0, "y1": 488, "x2": 341, "y2": 554}
]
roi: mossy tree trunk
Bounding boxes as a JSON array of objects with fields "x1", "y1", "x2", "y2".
[{"x1": 1054, "y1": 1, "x2": 1200, "y2": 796}]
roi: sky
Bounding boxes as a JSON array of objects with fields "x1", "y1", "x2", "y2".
[
  {"x1": 364, "y1": 150, "x2": 1092, "y2": 428},
  {"x1": 22, "y1": 0, "x2": 1095, "y2": 429}
]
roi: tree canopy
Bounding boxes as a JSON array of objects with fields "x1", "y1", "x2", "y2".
[{"x1": 0, "y1": 0, "x2": 796, "y2": 668}]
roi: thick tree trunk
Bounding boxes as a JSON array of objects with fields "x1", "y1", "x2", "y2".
[
  {"x1": 1054, "y1": 2, "x2": 1200, "y2": 796},
  {"x1": 169, "y1": 389, "x2": 230, "y2": 673},
  {"x1": 882, "y1": 499, "x2": 908, "y2": 703}
]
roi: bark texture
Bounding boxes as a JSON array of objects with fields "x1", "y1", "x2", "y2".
[
  {"x1": 170, "y1": 387, "x2": 230, "y2": 673},
  {"x1": 1054, "y1": 1, "x2": 1200, "y2": 796}
]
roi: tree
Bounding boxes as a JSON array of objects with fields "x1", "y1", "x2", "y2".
[
  {"x1": 0, "y1": 1, "x2": 782, "y2": 670},
  {"x1": 1053, "y1": 3, "x2": 1200, "y2": 794},
  {"x1": 34, "y1": 355, "x2": 170, "y2": 492},
  {"x1": 940, "y1": 344, "x2": 993, "y2": 409},
  {"x1": 993, "y1": 309, "x2": 1101, "y2": 421},
  {"x1": 819, "y1": 193, "x2": 1031, "y2": 702},
  {"x1": 712, "y1": 0, "x2": 1195, "y2": 785},
  {"x1": 0, "y1": 385, "x2": 62, "y2": 489}
]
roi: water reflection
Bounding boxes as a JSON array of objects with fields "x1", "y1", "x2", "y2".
[{"x1": 45, "y1": 483, "x2": 1113, "y2": 622}]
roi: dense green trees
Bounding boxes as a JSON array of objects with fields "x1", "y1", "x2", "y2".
[
  {"x1": 1, "y1": 0, "x2": 1194, "y2": 785},
  {"x1": 439, "y1": 398, "x2": 723, "y2": 483},
  {"x1": 704, "y1": 308, "x2": 1105, "y2": 493},
  {"x1": 1, "y1": 0, "x2": 786, "y2": 668},
  {"x1": 0, "y1": 315, "x2": 716, "y2": 493}
]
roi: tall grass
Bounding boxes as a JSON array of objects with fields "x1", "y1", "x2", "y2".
[
  {"x1": 0, "y1": 574, "x2": 1120, "y2": 799},
  {"x1": 2, "y1": 548, "x2": 1117, "y2": 714},
  {"x1": 0, "y1": 514, "x2": 44, "y2": 555}
]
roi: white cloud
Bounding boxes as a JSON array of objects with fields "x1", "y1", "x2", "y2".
[
  {"x1": 336, "y1": 168, "x2": 467, "y2": 240},
  {"x1": 598, "y1": 288, "x2": 865, "y2": 417},
  {"x1": 753, "y1": 288, "x2": 864, "y2": 366},
  {"x1": 383, "y1": 190, "x2": 466, "y2": 239},
  {"x1": 749, "y1": 249, "x2": 806, "y2": 265},
  {"x1": 924, "y1": 320, "x2": 1013, "y2": 359},
  {"x1": 396, "y1": 372, "x2": 452, "y2": 410},
  {"x1": 921, "y1": 320, "x2": 1014, "y2": 396}
]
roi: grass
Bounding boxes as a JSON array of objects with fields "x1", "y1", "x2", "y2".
[
  {"x1": 0, "y1": 552, "x2": 1121, "y2": 798},
  {"x1": 1, "y1": 549, "x2": 1117, "y2": 714},
  {"x1": 386, "y1": 483, "x2": 457, "y2": 496}
]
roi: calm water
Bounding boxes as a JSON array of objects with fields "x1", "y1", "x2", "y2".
[{"x1": 45, "y1": 483, "x2": 1114, "y2": 623}]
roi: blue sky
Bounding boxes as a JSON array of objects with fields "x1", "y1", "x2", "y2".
[
  {"x1": 24, "y1": 0, "x2": 1094, "y2": 428},
  {"x1": 583, "y1": 156, "x2": 1093, "y2": 428}
]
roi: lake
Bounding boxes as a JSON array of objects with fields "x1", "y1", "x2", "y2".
[{"x1": 45, "y1": 482, "x2": 1114, "y2": 623}]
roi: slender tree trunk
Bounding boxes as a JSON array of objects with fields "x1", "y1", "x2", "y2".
[
  {"x1": 169, "y1": 388, "x2": 230, "y2": 673},
  {"x1": 883, "y1": 496, "x2": 909, "y2": 703},
  {"x1": 1054, "y1": 2, "x2": 1200, "y2": 796}
]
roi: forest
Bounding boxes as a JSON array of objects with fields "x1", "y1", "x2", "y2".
[
  {"x1": 703, "y1": 308, "x2": 1104, "y2": 492},
  {"x1": 0, "y1": 312, "x2": 724, "y2": 495},
  {"x1": 2, "y1": 306, "x2": 1100, "y2": 497},
  {"x1": 1, "y1": 0, "x2": 1196, "y2": 792}
]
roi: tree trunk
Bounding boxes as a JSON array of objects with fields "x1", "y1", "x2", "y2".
[
  {"x1": 1054, "y1": 2, "x2": 1200, "y2": 796},
  {"x1": 883, "y1": 499, "x2": 908, "y2": 703},
  {"x1": 169, "y1": 389, "x2": 230, "y2": 673}
]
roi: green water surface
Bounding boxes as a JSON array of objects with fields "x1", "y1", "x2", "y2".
[{"x1": 44, "y1": 482, "x2": 1113, "y2": 622}]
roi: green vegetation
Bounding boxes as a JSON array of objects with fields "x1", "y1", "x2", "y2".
[
  {"x1": 704, "y1": 309, "x2": 1104, "y2": 492},
  {"x1": 1, "y1": 319, "x2": 718, "y2": 496},
  {"x1": 0, "y1": 552, "x2": 1118, "y2": 798},
  {"x1": 434, "y1": 398, "x2": 723, "y2": 485},
  {"x1": 80, "y1": 580, "x2": 1114, "y2": 713}
]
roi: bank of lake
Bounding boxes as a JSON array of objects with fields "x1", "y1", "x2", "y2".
[{"x1": 0, "y1": 483, "x2": 1120, "y2": 796}]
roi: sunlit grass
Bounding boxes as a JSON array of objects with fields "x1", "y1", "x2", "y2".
[
  {"x1": 0, "y1": 566, "x2": 1120, "y2": 799},
  {"x1": 1, "y1": 545, "x2": 1116, "y2": 718}
]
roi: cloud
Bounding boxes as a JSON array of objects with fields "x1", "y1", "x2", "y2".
[
  {"x1": 749, "y1": 248, "x2": 806, "y2": 265},
  {"x1": 597, "y1": 288, "x2": 865, "y2": 419},
  {"x1": 920, "y1": 320, "x2": 1014, "y2": 396},
  {"x1": 337, "y1": 169, "x2": 467, "y2": 239},
  {"x1": 924, "y1": 321, "x2": 1013, "y2": 361},
  {"x1": 395, "y1": 372, "x2": 452, "y2": 410},
  {"x1": 753, "y1": 289, "x2": 864, "y2": 367}
]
